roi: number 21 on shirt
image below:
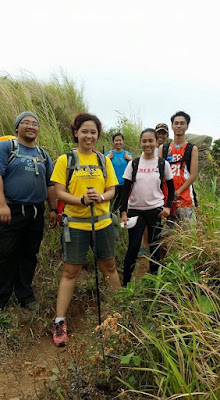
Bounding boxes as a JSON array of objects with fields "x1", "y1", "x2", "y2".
[{"x1": 171, "y1": 164, "x2": 181, "y2": 176}]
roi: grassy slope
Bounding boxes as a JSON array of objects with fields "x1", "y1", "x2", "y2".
[{"x1": 0, "y1": 74, "x2": 219, "y2": 399}]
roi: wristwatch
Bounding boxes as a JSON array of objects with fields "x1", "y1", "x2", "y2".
[{"x1": 100, "y1": 194, "x2": 105, "y2": 202}]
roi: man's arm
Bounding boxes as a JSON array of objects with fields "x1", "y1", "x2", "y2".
[
  {"x1": 158, "y1": 144, "x2": 163, "y2": 158},
  {"x1": 175, "y1": 146, "x2": 198, "y2": 197},
  {"x1": 0, "y1": 176, "x2": 11, "y2": 224},
  {"x1": 47, "y1": 185, "x2": 58, "y2": 228}
]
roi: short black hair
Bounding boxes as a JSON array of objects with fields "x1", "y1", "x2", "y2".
[
  {"x1": 112, "y1": 132, "x2": 124, "y2": 142},
  {"x1": 171, "y1": 111, "x2": 191, "y2": 125},
  {"x1": 70, "y1": 113, "x2": 102, "y2": 143},
  {"x1": 140, "y1": 128, "x2": 157, "y2": 140}
]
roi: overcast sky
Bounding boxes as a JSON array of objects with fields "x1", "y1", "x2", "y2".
[{"x1": 1, "y1": 0, "x2": 219, "y2": 141}]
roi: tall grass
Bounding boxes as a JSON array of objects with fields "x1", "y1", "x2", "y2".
[
  {"x1": 165, "y1": 179, "x2": 220, "y2": 279},
  {"x1": 98, "y1": 113, "x2": 142, "y2": 157},
  {"x1": 93, "y1": 178, "x2": 219, "y2": 399},
  {"x1": 0, "y1": 73, "x2": 219, "y2": 399},
  {"x1": 0, "y1": 72, "x2": 86, "y2": 158}
]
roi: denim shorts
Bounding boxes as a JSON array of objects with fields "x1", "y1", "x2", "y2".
[{"x1": 62, "y1": 223, "x2": 115, "y2": 264}]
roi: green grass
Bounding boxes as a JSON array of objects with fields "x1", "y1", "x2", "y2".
[
  {"x1": 0, "y1": 72, "x2": 219, "y2": 399},
  {"x1": 0, "y1": 72, "x2": 86, "y2": 158}
]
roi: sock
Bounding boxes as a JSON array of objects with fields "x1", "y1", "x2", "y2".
[{"x1": 55, "y1": 317, "x2": 65, "y2": 324}]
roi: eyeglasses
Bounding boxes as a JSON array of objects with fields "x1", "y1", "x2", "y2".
[{"x1": 20, "y1": 120, "x2": 39, "y2": 127}]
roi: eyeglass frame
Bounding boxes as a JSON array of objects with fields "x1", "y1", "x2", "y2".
[{"x1": 19, "y1": 120, "x2": 39, "y2": 128}]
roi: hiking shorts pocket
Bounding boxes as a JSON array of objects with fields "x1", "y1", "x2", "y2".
[{"x1": 62, "y1": 223, "x2": 115, "y2": 264}]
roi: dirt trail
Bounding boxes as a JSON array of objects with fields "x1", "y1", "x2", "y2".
[{"x1": 0, "y1": 257, "x2": 149, "y2": 400}]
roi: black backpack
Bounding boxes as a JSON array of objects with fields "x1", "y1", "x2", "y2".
[
  {"x1": 131, "y1": 157, "x2": 165, "y2": 189},
  {"x1": 162, "y1": 142, "x2": 194, "y2": 171},
  {"x1": 162, "y1": 142, "x2": 198, "y2": 207}
]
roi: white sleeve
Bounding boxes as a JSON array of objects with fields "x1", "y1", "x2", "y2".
[
  {"x1": 164, "y1": 160, "x2": 173, "y2": 180},
  {"x1": 122, "y1": 160, "x2": 133, "y2": 181}
]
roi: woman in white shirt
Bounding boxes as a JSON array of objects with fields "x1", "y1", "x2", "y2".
[{"x1": 120, "y1": 128, "x2": 174, "y2": 286}]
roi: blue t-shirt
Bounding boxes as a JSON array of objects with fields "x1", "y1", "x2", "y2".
[
  {"x1": 105, "y1": 150, "x2": 133, "y2": 185},
  {"x1": 0, "y1": 141, "x2": 54, "y2": 204}
]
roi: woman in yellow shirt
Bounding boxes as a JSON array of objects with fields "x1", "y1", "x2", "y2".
[{"x1": 51, "y1": 113, "x2": 121, "y2": 347}]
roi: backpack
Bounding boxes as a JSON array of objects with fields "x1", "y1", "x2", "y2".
[
  {"x1": 0, "y1": 135, "x2": 16, "y2": 142},
  {"x1": 8, "y1": 138, "x2": 47, "y2": 176},
  {"x1": 57, "y1": 149, "x2": 107, "y2": 224},
  {"x1": 131, "y1": 157, "x2": 165, "y2": 189},
  {"x1": 162, "y1": 142, "x2": 198, "y2": 207},
  {"x1": 162, "y1": 142, "x2": 194, "y2": 172},
  {"x1": 65, "y1": 149, "x2": 107, "y2": 190}
]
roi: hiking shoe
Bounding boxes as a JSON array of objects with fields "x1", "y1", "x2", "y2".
[
  {"x1": 22, "y1": 300, "x2": 40, "y2": 311},
  {"x1": 53, "y1": 321, "x2": 68, "y2": 347}
]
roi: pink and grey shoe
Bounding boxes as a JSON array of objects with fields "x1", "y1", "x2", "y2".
[{"x1": 53, "y1": 320, "x2": 68, "y2": 347}]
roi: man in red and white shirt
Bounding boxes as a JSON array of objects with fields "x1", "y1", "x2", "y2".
[{"x1": 158, "y1": 111, "x2": 198, "y2": 223}]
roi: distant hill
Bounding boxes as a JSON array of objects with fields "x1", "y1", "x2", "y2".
[{"x1": 186, "y1": 133, "x2": 213, "y2": 169}]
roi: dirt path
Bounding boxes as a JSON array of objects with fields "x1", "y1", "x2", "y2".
[
  {"x1": 0, "y1": 257, "x2": 149, "y2": 400},
  {"x1": 0, "y1": 321, "x2": 89, "y2": 400}
]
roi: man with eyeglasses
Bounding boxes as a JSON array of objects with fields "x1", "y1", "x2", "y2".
[
  {"x1": 0, "y1": 111, "x2": 57, "y2": 312},
  {"x1": 158, "y1": 111, "x2": 198, "y2": 225}
]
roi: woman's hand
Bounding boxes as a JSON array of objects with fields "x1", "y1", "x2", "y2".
[
  {"x1": 120, "y1": 211, "x2": 128, "y2": 226},
  {"x1": 86, "y1": 187, "x2": 101, "y2": 203},
  {"x1": 107, "y1": 151, "x2": 114, "y2": 159},
  {"x1": 158, "y1": 207, "x2": 170, "y2": 219},
  {"x1": 124, "y1": 152, "x2": 132, "y2": 161}
]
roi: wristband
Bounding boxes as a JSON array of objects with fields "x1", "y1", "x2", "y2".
[
  {"x1": 81, "y1": 196, "x2": 88, "y2": 206},
  {"x1": 50, "y1": 208, "x2": 58, "y2": 214}
]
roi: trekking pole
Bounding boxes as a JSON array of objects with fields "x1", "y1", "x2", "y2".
[
  {"x1": 88, "y1": 188, "x2": 105, "y2": 367},
  {"x1": 88, "y1": 190, "x2": 102, "y2": 327}
]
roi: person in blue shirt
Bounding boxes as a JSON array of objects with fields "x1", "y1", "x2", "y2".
[
  {"x1": 0, "y1": 111, "x2": 57, "y2": 312},
  {"x1": 105, "y1": 133, "x2": 132, "y2": 212}
]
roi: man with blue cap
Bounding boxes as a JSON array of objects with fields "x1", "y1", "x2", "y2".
[{"x1": 0, "y1": 111, "x2": 57, "y2": 311}]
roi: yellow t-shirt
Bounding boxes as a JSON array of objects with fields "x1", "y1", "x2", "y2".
[{"x1": 51, "y1": 151, "x2": 118, "y2": 231}]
